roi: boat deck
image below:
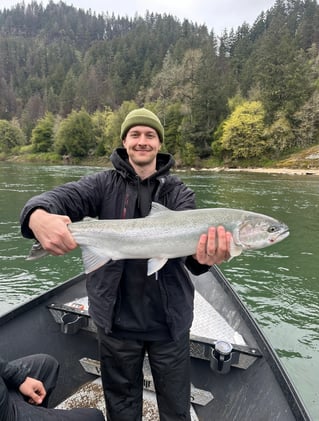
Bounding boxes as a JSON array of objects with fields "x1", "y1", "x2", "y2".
[
  {"x1": 53, "y1": 289, "x2": 248, "y2": 419},
  {"x1": 56, "y1": 377, "x2": 200, "y2": 420},
  {"x1": 0, "y1": 270, "x2": 311, "y2": 420}
]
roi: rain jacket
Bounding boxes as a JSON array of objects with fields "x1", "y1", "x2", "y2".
[
  {"x1": 20, "y1": 149, "x2": 209, "y2": 340},
  {"x1": 0, "y1": 357, "x2": 29, "y2": 392}
]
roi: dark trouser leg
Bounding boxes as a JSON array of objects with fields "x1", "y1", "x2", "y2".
[
  {"x1": 7, "y1": 354, "x2": 105, "y2": 421},
  {"x1": 15, "y1": 403, "x2": 106, "y2": 421},
  {"x1": 148, "y1": 331, "x2": 191, "y2": 421},
  {"x1": 97, "y1": 328, "x2": 145, "y2": 421},
  {"x1": 0, "y1": 376, "x2": 15, "y2": 421},
  {"x1": 0, "y1": 353, "x2": 59, "y2": 421},
  {"x1": 10, "y1": 353, "x2": 59, "y2": 407}
]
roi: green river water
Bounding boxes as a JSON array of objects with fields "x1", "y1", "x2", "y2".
[{"x1": 0, "y1": 162, "x2": 318, "y2": 418}]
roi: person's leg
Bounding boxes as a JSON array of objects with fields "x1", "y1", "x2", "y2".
[
  {"x1": 5, "y1": 354, "x2": 105, "y2": 421},
  {"x1": 14, "y1": 401, "x2": 105, "y2": 421},
  {"x1": 0, "y1": 353, "x2": 59, "y2": 421},
  {"x1": 148, "y1": 331, "x2": 191, "y2": 421},
  {"x1": 97, "y1": 328, "x2": 145, "y2": 421},
  {"x1": 0, "y1": 376, "x2": 15, "y2": 421},
  {"x1": 54, "y1": 407, "x2": 105, "y2": 420},
  {"x1": 10, "y1": 353, "x2": 59, "y2": 407}
]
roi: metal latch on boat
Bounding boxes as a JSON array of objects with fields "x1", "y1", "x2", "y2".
[
  {"x1": 60, "y1": 312, "x2": 88, "y2": 334},
  {"x1": 47, "y1": 302, "x2": 89, "y2": 334},
  {"x1": 210, "y1": 340, "x2": 233, "y2": 374},
  {"x1": 190, "y1": 337, "x2": 262, "y2": 372}
]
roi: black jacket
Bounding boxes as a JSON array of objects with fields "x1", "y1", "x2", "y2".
[
  {"x1": 0, "y1": 357, "x2": 29, "y2": 391},
  {"x1": 20, "y1": 149, "x2": 209, "y2": 340}
]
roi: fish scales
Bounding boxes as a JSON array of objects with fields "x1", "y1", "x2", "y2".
[{"x1": 27, "y1": 203, "x2": 290, "y2": 276}]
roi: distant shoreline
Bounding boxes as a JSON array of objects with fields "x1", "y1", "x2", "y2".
[
  {"x1": 3, "y1": 157, "x2": 319, "y2": 175},
  {"x1": 187, "y1": 167, "x2": 319, "y2": 176}
]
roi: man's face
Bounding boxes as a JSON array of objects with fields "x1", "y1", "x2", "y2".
[{"x1": 123, "y1": 126, "x2": 161, "y2": 168}]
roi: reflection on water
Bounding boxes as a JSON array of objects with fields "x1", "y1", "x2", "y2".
[{"x1": 1, "y1": 162, "x2": 319, "y2": 418}]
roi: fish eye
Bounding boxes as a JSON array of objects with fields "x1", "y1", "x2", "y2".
[{"x1": 268, "y1": 225, "x2": 278, "y2": 233}]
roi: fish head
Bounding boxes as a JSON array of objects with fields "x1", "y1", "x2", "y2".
[{"x1": 234, "y1": 216, "x2": 290, "y2": 250}]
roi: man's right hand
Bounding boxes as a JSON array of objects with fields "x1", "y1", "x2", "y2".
[
  {"x1": 19, "y1": 376, "x2": 46, "y2": 405},
  {"x1": 29, "y1": 209, "x2": 78, "y2": 256}
]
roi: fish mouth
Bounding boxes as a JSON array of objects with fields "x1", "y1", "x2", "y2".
[{"x1": 270, "y1": 229, "x2": 290, "y2": 243}]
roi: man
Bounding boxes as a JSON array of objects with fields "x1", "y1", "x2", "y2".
[
  {"x1": 20, "y1": 108, "x2": 231, "y2": 420},
  {"x1": 0, "y1": 353, "x2": 105, "y2": 421}
]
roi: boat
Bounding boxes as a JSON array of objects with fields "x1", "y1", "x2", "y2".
[{"x1": 0, "y1": 266, "x2": 311, "y2": 420}]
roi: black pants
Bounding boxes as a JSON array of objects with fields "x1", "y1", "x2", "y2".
[
  {"x1": 0, "y1": 354, "x2": 105, "y2": 421},
  {"x1": 98, "y1": 329, "x2": 191, "y2": 421}
]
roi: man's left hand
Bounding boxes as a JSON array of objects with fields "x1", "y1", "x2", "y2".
[{"x1": 193, "y1": 226, "x2": 232, "y2": 266}]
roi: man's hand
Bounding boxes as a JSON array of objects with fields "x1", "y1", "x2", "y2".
[
  {"x1": 193, "y1": 226, "x2": 232, "y2": 265},
  {"x1": 18, "y1": 376, "x2": 46, "y2": 405},
  {"x1": 29, "y1": 209, "x2": 77, "y2": 256}
]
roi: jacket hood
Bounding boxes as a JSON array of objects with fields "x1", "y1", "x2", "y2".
[{"x1": 110, "y1": 148, "x2": 175, "y2": 180}]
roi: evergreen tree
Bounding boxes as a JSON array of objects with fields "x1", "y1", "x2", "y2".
[{"x1": 0, "y1": 0, "x2": 318, "y2": 163}]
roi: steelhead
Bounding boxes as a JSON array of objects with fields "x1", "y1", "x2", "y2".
[{"x1": 27, "y1": 202, "x2": 290, "y2": 276}]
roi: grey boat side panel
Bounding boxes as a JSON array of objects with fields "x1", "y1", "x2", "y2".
[{"x1": 192, "y1": 266, "x2": 311, "y2": 421}]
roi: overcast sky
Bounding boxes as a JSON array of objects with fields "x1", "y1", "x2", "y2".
[{"x1": 1, "y1": 0, "x2": 277, "y2": 34}]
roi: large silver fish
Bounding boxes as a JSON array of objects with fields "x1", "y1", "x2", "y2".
[{"x1": 27, "y1": 203, "x2": 289, "y2": 276}]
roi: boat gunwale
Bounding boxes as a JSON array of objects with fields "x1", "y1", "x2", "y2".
[
  {"x1": 210, "y1": 265, "x2": 311, "y2": 421},
  {"x1": 0, "y1": 273, "x2": 86, "y2": 326}
]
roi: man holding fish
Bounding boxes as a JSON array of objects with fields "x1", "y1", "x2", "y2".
[{"x1": 19, "y1": 108, "x2": 266, "y2": 420}]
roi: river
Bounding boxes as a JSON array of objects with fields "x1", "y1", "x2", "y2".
[{"x1": 0, "y1": 162, "x2": 318, "y2": 419}]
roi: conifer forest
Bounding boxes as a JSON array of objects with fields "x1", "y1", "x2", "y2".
[{"x1": 0, "y1": 0, "x2": 319, "y2": 166}]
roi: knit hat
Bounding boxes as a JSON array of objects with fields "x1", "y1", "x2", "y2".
[{"x1": 120, "y1": 108, "x2": 164, "y2": 142}]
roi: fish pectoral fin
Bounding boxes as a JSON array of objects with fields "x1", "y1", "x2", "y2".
[
  {"x1": 229, "y1": 238, "x2": 243, "y2": 261},
  {"x1": 147, "y1": 257, "x2": 168, "y2": 276},
  {"x1": 81, "y1": 246, "x2": 111, "y2": 274}
]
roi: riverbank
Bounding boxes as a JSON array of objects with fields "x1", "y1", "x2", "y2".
[
  {"x1": 198, "y1": 167, "x2": 319, "y2": 176},
  {"x1": 196, "y1": 144, "x2": 319, "y2": 176},
  {"x1": 4, "y1": 143, "x2": 319, "y2": 176}
]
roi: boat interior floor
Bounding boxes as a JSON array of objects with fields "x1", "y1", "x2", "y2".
[
  {"x1": 51, "y1": 289, "x2": 257, "y2": 419},
  {"x1": 56, "y1": 377, "x2": 200, "y2": 420}
]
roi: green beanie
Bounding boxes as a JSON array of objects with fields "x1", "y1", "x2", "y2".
[{"x1": 120, "y1": 108, "x2": 164, "y2": 142}]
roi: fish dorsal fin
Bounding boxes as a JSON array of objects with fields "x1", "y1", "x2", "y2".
[
  {"x1": 82, "y1": 216, "x2": 98, "y2": 222},
  {"x1": 149, "y1": 202, "x2": 172, "y2": 217}
]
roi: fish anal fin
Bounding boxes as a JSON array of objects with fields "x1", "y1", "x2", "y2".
[{"x1": 147, "y1": 257, "x2": 168, "y2": 276}]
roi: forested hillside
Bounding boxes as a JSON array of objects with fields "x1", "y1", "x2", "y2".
[{"x1": 0, "y1": 0, "x2": 319, "y2": 166}]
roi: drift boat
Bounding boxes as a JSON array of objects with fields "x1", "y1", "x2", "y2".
[{"x1": 0, "y1": 267, "x2": 311, "y2": 420}]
